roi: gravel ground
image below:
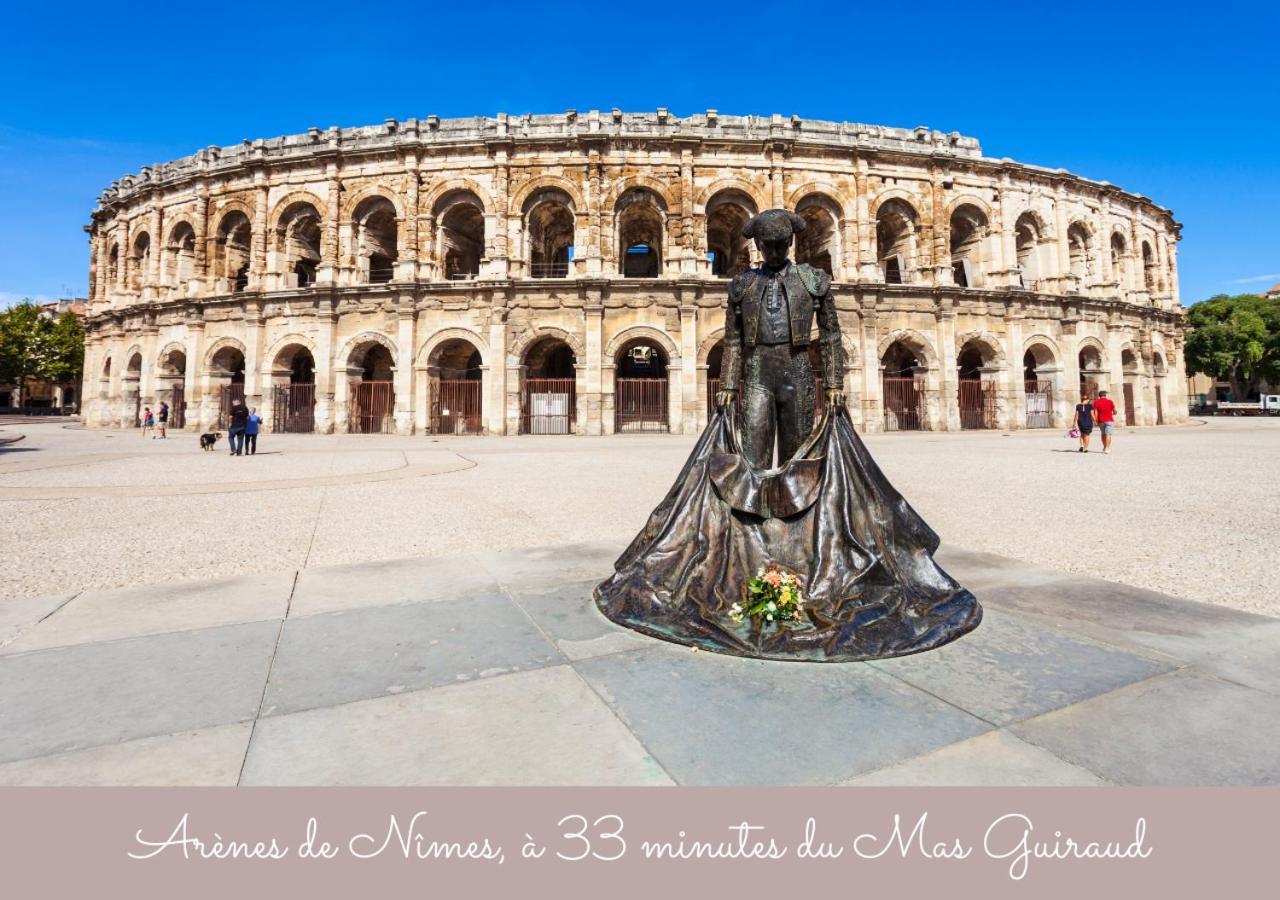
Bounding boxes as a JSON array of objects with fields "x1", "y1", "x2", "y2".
[{"x1": 1, "y1": 417, "x2": 1275, "y2": 617}]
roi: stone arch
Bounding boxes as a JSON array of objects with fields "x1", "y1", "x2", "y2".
[
  {"x1": 417, "y1": 327, "x2": 490, "y2": 368},
  {"x1": 1077, "y1": 336, "x2": 1108, "y2": 374},
  {"x1": 604, "y1": 325, "x2": 680, "y2": 363},
  {"x1": 877, "y1": 329, "x2": 938, "y2": 370},
  {"x1": 1021, "y1": 335, "x2": 1062, "y2": 369},
  {"x1": 704, "y1": 187, "x2": 760, "y2": 277},
  {"x1": 785, "y1": 183, "x2": 853, "y2": 219},
  {"x1": 1121, "y1": 342, "x2": 1143, "y2": 374},
  {"x1": 868, "y1": 187, "x2": 923, "y2": 220},
  {"x1": 955, "y1": 330, "x2": 1008, "y2": 368},
  {"x1": 614, "y1": 187, "x2": 668, "y2": 277},
  {"x1": 422, "y1": 178, "x2": 494, "y2": 216},
  {"x1": 156, "y1": 342, "x2": 188, "y2": 374},
  {"x1": 213, "y1": 198, "x2": 255, "y2": 224},
  {"x1": 123, "y1": 345, "x2": 144, "y2": 374},
  {"x1": 338, "y1": 331, "x2": 398, "y2": 370},
  {"x1": 341, "y1": 184, "x2": 405, "y2": 221},
  {"x1": 875, "y1": 195, "x2": 921, "y2": 283},
  {"x1": 603, "y1": 175, "x2": 678, "y2": 214},
  {"x1": 268, "y1": 191, "x2": 329, "y2": 232},
  {"x1": 263, "y1": 333, "x2": 318, "y2": 368},
  {"x1": 697, "y1": 329, "x2": 727, "y2": 366},
  {"x1": 509, "y1": 326, "x2": 585, "y2": 366},
  {"x1": 510, "y1": 176, "x2": 585, "y2": 214},
  {"x1": 945, "y1": 194, "x2": 994, "y2": 220},
  {"x1": 101, "y1": 353, "x2": 113, "y2": 379},
  {"x1": 793, "y1": 191, "x2": 844, "y2": 277},
  {"x1": 204, "y1": 337, "x2": 248, "y2": 378},
  {"x1": 694, "y1": 178, "x2": 766, "y2": 213}
]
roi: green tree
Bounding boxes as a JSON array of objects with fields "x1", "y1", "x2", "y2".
[
  {"x1": 1184, "y1": 293, "x2": 1280, "y2": 401},
  {"x1": 0, "y1": 301, "x2": 85, "y2": 408},
  {"x1": 40, "y1": 308, "x2": 85, "y2": 387}
]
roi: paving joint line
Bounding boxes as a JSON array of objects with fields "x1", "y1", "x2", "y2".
[{"x1": 237, "y1": 569, "x2": 299, "y2": 786}]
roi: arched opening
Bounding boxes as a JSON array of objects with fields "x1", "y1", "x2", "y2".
[
  {"x1": 1142, "y1": 241, "x2": 1157, "y2": 293},
  {"x1": 705, "y1": 189, "x2": 756, "y2": 278},
  {"x1": 1153, "y1": 352, "x2": 1167, "y2": 425},
  {"x1": 107, "y1": 243, "x2": 120, "y2": 289},
  {"x1": 165, "y1": 223, "x2": 196, "y2": 289},
  {"x1": 881, "y1": 340, "x2": 925, "y2": 431},
  {"x1": 615, "y1": 339, "x2": 669, "y2": 433},
  {"x1": 1078, "y1": 345, "x2": 1104, "y2": 399},
  {"x1": 428, "y1": 338, "x2": 483, "y2": 434},
  {"x1": 524, "y1": 189, "x2": 575, "y2": 278},
  {"x1": 436, "y1": 191, "x2": 486, "y2": 279},
  {"x1": 957, "y1": 340, "x2": 998, "y2": 429},
  {"x1": 210, "y1": 344, "x2": 246, "y2": 428},
  {"x1": 125, "y1": 352, "x2": 144, "y2": 426},
  {"x1": 279, "y1": 202, "x2": 322, "y2": 288},
  {"x1": 129, "y1": 231, "x2": 151, "y2": 292},
  {"x1": 1068, "y1": 222, "x2": 1092, "y2": 284},
  {"x1": 949, "y1": 204, "x2": 987, "y2": 288},
  {"x1": 271, "y1": 344, "x2": 317, "y2": 433},
  {"x1": 794, "y1": 195, "x2": 839, "y2": 277},
  {"x1": 354, "y1": 196, "x2": 398, "y2": 284},
  {"x1": 522, "y1": 337, "x2": 576, "y2": 433},
  {"x1": 617, "y1": 189, "x2": 665, "y2": 277},
  {"x1": 1110, "y1": 232, "x2": 1127, "y2": 286},
  {"x1": 1023, "y1": 344, "x2": 1056, "y2": 428},
  {"x1": 1014, "y1": 213, "x2": 1042, "y2": 289},
  {"x1": 876, "y1": 199, "x2": 917, "y2": 284},
  {"x1": 157, "y1": 347, "x2": 188, "y2": 429},
  {"x1": 214, "y1": 211, "x2": 252, "y2": 293},
  {"x1": 348, "y1": 341, "x2": 395, "y2": 433},
  {"x1": 706, "y1": 342, "x2": 725, "y2": 416},
  {"x1": 1120, "y1": 346, "x2": 1140, "y2": 426}
]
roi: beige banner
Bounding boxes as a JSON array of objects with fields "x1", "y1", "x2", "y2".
[{"x1": 0, "y1": 787, "x2": 1274, "y2": 897}]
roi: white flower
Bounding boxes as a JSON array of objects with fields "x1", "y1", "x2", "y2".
[
  {"x1": 766, "y1": 601, "x2": 777, "y2": 612},
  {"x1": 766, "y1": 613, "x2": 774, "y2": 622}
]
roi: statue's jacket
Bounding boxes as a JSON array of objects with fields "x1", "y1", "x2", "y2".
[{"x1": 720, "y1": 262, "x2": 845, "y2": 392}]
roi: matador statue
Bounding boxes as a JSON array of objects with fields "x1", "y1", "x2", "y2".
[{"x1": 715, "y1": 208, "x2": 846, "y2": 468}]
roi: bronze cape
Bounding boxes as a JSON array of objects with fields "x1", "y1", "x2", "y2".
[{"x1": 593, "y1": 407, "x2": 982, "y2": 662}]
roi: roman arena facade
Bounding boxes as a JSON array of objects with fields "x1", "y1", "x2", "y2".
[{"x1": 80, "y1": 110, "x2": 1187, "y2": 436}]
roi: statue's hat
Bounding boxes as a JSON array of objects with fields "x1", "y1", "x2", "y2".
[{"x1": 741, "y1": 208, "x2": 806, "y2": 242}]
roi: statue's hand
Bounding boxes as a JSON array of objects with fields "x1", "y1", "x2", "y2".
[
  {"x1": 715, "y1": 389, "x2": 736, "y2": 409},
  {"x1": 825, "y1": 388, "x2": 846, "y2": 409}
]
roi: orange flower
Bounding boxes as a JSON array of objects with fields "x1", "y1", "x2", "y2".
[{"x1": 764, "y1": 570, "x2": 783, "y2": 588}]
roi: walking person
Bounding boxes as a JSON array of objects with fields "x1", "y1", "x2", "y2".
[
  {"x1": 1093, "y1": 389, "x2": 1118, "y2": 454},
  {"x1": 1072, "y1": 393, "x2": 1094, "y2": 453},
  {"x1": 157, "y1": 401, "x2": 169, "y2": 439},
  {"x1": 141, "y1": 406, "x2": 154, "y2": 438},
  {"x1": 245, "y1": 407, "x2": 262, "y2": 455},
  {"x1": 227, "y1": 397, "x2": 250, "y2": 456}
]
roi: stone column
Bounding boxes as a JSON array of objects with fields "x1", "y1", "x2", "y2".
[
  {"x1": 855, "y1": 163, "x2": 878, "y2": 280},
  {"x1": 861, "y1": 313, "x2": 881, "y2": 431},
  {"x1": 601, "y1": 363, "x2": 616, "y2": 435},
  {"x1": 192, "y1": 190, "x2": 209, "y2": 296},
  {"x1": 997, "y1": 177, "x2": 1019, "y2": 288},
  {"x1": 401, "y1": 158, "x2": 420, "y2": 282},
  {"x1": 313, "y1": 305, "x2": 337, "y2": 433},
  {"x1": 1053, "y1": 187, "x2": 1071, "y2": 285},
  {"x1": 243, "y1": 299, "x2": 266, "y2": 407},
  {"x1": 679, "y1": 304, "x2": 699, "y2": 435},
  {"x1": 487, "y1": 314, "x2": 508, "y2": 435},
  {"x1": 184, "y1": 321, "x2": 205, "y2": 430},
  {"x1": 318, "y1": 172, "x2": 341, "y2": 286},
  {"x1": 935, "y1": 305, "x2": 960, "y2": 431},
  {"x1": 1167, "y1": 235, "x2": 1181, "y2": 306},
  {"x1": 583, "y1": 304, "x2": 604, "y2": 435},
  {"x1": 149, "y1": 207, "x2": 164, "y2": 299},
  {"x1": 680, "y1": 146, "x2": 696, "y2": 274},
  {"x1": 395, "y1": 307, "x2": 416, "y2": 434},
  {"x1": 1004, "y1": 311, "x2": 1025, "y2": 430},
  {"x1": 252, "y1": 182, "x2": 269, "y2": 289}
]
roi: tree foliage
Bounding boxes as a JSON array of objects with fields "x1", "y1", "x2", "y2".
[
  {"x1": 0, "y1": 300, "x2": 85, "y2": 404},
  {"x1": 1184, "y1": 293, "x2": 1280, "y2": 400}
]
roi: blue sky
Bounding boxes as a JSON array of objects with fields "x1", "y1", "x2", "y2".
[{"x1": 1, "y1": 0, "x2": 1276, "y2": 306}]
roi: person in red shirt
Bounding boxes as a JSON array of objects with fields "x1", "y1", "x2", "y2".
[{"x1": 1093, "y1": 390, "x2": 1118, "y2": 454}]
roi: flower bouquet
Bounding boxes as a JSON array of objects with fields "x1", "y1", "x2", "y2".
[{"x1": 729, "y1": 561, "x2": 806, "y2": 627}]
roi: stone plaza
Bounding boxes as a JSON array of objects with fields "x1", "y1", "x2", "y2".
[{"x1": 1, "y1": 416, "x2": 1277, "y2": 785}]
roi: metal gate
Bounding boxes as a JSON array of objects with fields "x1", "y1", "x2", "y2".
[
  {"x1": 1080, "y1": 379, "x2": 1100, "y2": 401},
  {"x1": 273, "y1": 383, "x2": 316, "y2": 433},
  {"x1": 1024, "y1": 380, "x2": 1053, "y2": 429},
  {"x1": 1155, "y1": 386, "x2": 1164, "y2": 425},
  {"x1": 217, "y1": 384, "x2": 246, "y2": 429},
  {"x1": 958, "y1": 380, "x2": 998, "y2": 430},
  {"x1": 350, "y1": 381, "x2": 395, "y2": 434},
  {"x1": 170, "y1": 384, "x2": 186, "y2": 429},
  {"x1": 1122, "y1": 383, "x2": 1136, "y2": 426},
  {"x1": 615, "y1": 378, "x2": 668, "y2": 432},
  {"x1": 883, "y1": 377, "x2": 924, "y2": 431},
  {"x1": 430, "y1": 379, "x2": 483, "y2": 434},
  {"x1": 522, "y1": 378, "x2": 575, "y2": 434}
]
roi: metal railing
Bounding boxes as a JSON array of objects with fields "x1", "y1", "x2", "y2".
[
  {"x1": 1024, "y1": 380, "x2": 1053, "y2": 429},
  {"x1": 529, "y1": 261, "x2": 570, "y2": 279},
  {"x1": 522, "y1": 378, "x2": 575, "y2": 434},
  {"x1": 615, "y1": 379, "x2": 668, "y2": 433},
  {"x1": 350, "y1": 381, "x2": 395, "y2": 433},
  {"x1": 430, "y1": 379, "x2": 483, "y2": 434},
  {"x1": 883, "y1": 377, "x2": 924, "y2": 431}
]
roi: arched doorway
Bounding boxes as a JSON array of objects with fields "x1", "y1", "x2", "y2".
[
  {"x1": 615, "y1": 339, "x2": 669, "y2": 433},
  {"x1": 278, "y1": 202, "x2": 322, "y2": 288},
  {"x1": 881, "y1": 340, "x2": 925, "y2": 431},
  {"x1": 524, "y1": 189, "x2": 575, "y2": 278},
  {"x1": 1153, "y1": 352, "x2": 1167, "y2": 424},
  {"x1": 617, "y1": 189, "x2": 665, "y2": 277},
  {"x1": 794, "y1": 195, "x2": 840, "y2": 276},
  {"x1": 957, "y1": 340, "x2": 998, "y2": 429},
  {"x1": 876, "y1": 199, "x2": 918, "y2": 284},
  {"x1": 157, "y1": 347, "x2": 188, "y2": 429},
  {"x1": 705, "y1": 190, "x2": 756, "y2": 277},
  {"x1": 522, "y1": 337, "x2": 576, "y2": 434},
  {"x1": 1023, "y1": 345, "x2": 1056, "y2": 429},
  {"x1": 1079, "y1": 345, "x2": 1105, "y2": 399},
  {"x1": 435, "y1": 191, "x2": 486, "y2": 279},
  {"x1": 214, "y1": 212, "x2": 252, "y2": 293},
  {"x1": 348, "y1": 342, "x2": 395, "y2": 433},
  {"x1": 125, "y1": 352, "x2": 143, "y2": 426},
  {"x1": 1121, "y1": 347, "x2": 1140, "y2": 426},
  {"x1": 354, "y1": 197, "x2": 398, "y2": 284},
  {"x1": 950, "y1": 204, "x2": 987, "y2": 287},
  {"x1": 272, "y1": 344, "x2": 317, "y2": 432},
  {"x1": 429, "y1": 338, "x2": 483, "y2": 434},
  {"x1": 209, "y1": 344, "x2": 246, "y2": 428}
]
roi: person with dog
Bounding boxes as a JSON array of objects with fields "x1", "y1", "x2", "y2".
[
  {"x1": 245, "y1": 407, "x2": 262, "y2": 455},
  {"x1": 227, "y1": 398, "x2": 250, "y2": 456}
]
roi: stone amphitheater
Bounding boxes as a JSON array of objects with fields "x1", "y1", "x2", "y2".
[{"x1": 80, "y1": 109, "x2": 1187, "y2": 436}]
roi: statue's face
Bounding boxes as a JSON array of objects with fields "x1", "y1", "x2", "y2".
[{"x1": 756, "y1": 237, "x2": 790, "y2": 269}]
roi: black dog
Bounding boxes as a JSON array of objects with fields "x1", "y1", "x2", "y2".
[{"x1": 200, "y1": 432, "x2": 222, "y2": 451}]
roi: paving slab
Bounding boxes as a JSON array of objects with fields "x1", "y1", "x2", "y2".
[
  {"x1": 0, "y1": 591, "x2": 75, "y2": 647},
  {"x1": 933, "y1": 545, "x2": 1074, "y2": 592},
  {"x1": 289, "y1": 553, "x2": 501, "y2": 618},
  {"x1": 843, "y1": 730, "x2": 1108, "y2": 786},
  {"x1": 869, "y1": 608, "x2": 1173, "y2": 726},
  {"x1": 241, "y1": 666, "x2": 672, "y2": 785},
  {"x1": 262, "y1": 593, "x2": 559, "y2": 717},
  {"x1": 0, "y1": 724, "x2": 252, "y2": 786},
  {"x1": 474, "y1": 542, "x2": 622, "y2": 591},
  {"x1": 574, "y1": 643, "x2": 990, "y2": 785},
  {"x1": 1, "y1": 571, "x2": 295, "y2": 654},
  {"x1": 1011, "y1": 669, "x2": 1280, "y2": 785},
  {"x1": 510, "y1": 579, "x2": 652, "y2": 661},
  {"x1": 0, "y1": 621, "x2": 278, "y2": 764}
]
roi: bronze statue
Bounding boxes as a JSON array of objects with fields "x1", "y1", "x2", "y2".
[
  {"x1": 716, "y1": 209, "x2": 845, "y2": 467},
  {"x1": 593, "y1": 208, "x2": 981, "y2": 662}
]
